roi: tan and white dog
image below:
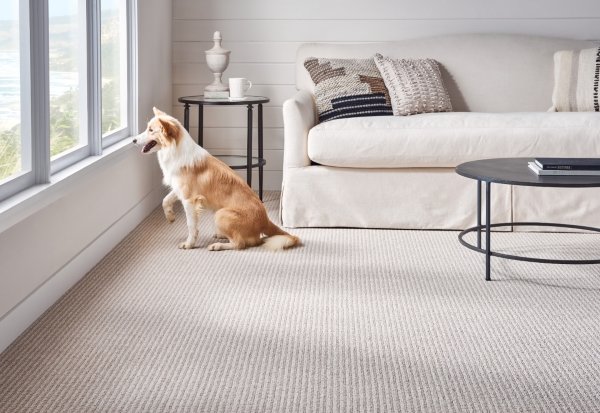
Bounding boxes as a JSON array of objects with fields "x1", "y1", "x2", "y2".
[{"x1": 134, "y1": 107, "x2": 300, "y2": 251}]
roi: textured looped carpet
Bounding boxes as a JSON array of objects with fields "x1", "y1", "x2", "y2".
[{"x1": 1, "y1": 192, "x2": 600, "y2": 412}]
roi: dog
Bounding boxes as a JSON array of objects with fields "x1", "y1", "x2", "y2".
[{"x1": 133, "y1": 107, "x2": 300, "y2": 251}]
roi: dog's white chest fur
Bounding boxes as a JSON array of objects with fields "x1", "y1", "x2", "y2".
[
  {"x1": 157, "y1": 154, "x2": 178, "y2": 188},
  {"x1": 158, "y1": 136, "x2": 208, "y2": 192}
]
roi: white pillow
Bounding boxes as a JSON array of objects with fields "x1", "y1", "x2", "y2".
[
  {"x1": 551, "y1": 47, "x2": 600, "y2": 112},
  {"x1": 373, "y1": 53, "x2": 452, "y2": 116}
]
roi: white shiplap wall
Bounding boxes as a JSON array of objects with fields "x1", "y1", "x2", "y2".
[{"x1": 172, "y1": 0, "x2": 600, "y2": 190}]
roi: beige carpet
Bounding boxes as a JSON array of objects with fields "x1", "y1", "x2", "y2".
[{"x1": 1, "y1": 191, "x2": 600, "y2": 412}]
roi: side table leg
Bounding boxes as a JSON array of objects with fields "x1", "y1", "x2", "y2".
[
  {"x1": 258, "y1": 103, "x2": 264, "y2": 201},
  {"x1": 183, "y1": 103, "x2": 190, "y2": 131},
  {"x1": 485, "y1": 181, "x2": 492, "y2": 281},
  {"x1": 198, "y1": 105, "x2": 204, "y2": 146},
  {"x1": 477, "y1": 180, "x2": 481, "y2": 249},
  {"x1": 246, "y1": 105, "x2": 253, "y2": 188}
]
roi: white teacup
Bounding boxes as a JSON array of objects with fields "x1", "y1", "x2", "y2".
[{"x1": 229, "y1": 78, "x2": 252, "y2": 100}]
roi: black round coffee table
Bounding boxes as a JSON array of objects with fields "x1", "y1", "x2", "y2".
[{"x1": 456, "y1": 158, "x2": 600, "y2": 281}]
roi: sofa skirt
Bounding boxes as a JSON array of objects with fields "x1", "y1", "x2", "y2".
[
  {"x1": 280, "y1": 166, "x2": 511, "y2": 229},
  {"x1": 281, "y1": 166, "x2": 600, "y2": 231}
]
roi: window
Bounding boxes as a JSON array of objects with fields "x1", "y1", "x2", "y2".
[
  {"x1": 0, "y1": 1, "x2": 30, "y2": 185},
  {"x1": 101, "y1": 0, "x2": 129, "y2": 143},
  {"x1": 49, "y1": 0, "x2": 88, "y2": 168},
  {"x1": 0, "y1": 0, "x2": 135, "y2": 201}
]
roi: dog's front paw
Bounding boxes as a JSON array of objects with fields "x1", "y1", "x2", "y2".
[
  {"x1": 178, "y1": 241, "x2": 195, "y2": 249},
  {"x1": 164, "y1": 209, "x2": 176, "y2": 223}
]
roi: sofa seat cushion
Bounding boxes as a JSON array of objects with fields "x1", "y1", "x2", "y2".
[{"x1": 307, "y1": 112, "x2": 600, "y2": 168}]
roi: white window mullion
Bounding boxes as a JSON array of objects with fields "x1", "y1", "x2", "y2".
[
  {"x1": 87, "y1": 0, "x2": 102, "y2": 156},
  {"x1": 29, "y1": 0, "x2": 50, "y2": 184},
  {"x1": 128, "y1": 0, "x2": 139, "y2": 136}
]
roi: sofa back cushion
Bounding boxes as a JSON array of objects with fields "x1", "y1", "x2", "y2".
[
  {"x1": 296, "y1": 34, "x2": 594, "y2": 112},
  {"x1": 303, "y1": 57, "x2": 393, "y2": 122}
]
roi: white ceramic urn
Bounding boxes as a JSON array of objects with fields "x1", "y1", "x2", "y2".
[{"x1": 204, "y1": 31, "x2": 231, "y2": 92}]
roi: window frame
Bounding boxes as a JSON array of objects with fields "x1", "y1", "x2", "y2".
[{"x1": 0, "y1": 0, "x2": 137, "y2": 202}]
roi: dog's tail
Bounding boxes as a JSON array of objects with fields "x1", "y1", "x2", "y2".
[{"x1": 262, "y1": 220, "x2": 301, "y2": 251}]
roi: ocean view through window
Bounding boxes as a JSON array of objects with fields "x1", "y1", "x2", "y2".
[
  {"x1": 0, "y1": 1, "x2": 25, "y2": 182},
  {"x1": 0, "y1": 0, "x2": 134, "y2": 202},
  {"x1": 49, "y1": 0, "x2": 86, "y2": 160},
  {"x1": 101, "y1": 0, "x2": 128, "y2": 137}
]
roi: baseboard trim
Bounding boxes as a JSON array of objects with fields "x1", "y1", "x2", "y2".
[{"x1": 0, "y1": 185, "x2": 165, "y2": 353}]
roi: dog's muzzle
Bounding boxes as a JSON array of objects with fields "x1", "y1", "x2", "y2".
[
  {"x1": 132, "y1": 131, "x2": 147, "y2": 145},
  {"x1": 132, "y1": 131, "x2": 157, "y2": 153}
]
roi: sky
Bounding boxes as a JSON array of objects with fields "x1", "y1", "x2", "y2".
[
  {"x1": 0, "y1": 1, "x2": 19, "y2": 22},
  {"x1": 0, "y1": 0, "x2": 119, "y2": 21}
]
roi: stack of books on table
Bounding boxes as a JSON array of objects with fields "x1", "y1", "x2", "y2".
[{"x1": 528, "y1": 158, "x2": 600, "y2": 176}]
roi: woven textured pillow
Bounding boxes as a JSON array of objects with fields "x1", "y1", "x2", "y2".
[
  {"x1": 373, "y1": 53, "x2": 452, "y2": 116},
  {"x1": 551, "y1": 47, "x2": 600, "y2": 112},
  {"x1": 304, "y1": 57, "x2": 392, "y2": 123}
]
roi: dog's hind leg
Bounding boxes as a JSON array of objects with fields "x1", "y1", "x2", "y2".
[
  {"x1": 208, "y1": 208, "x2": 246, "y2": 251},
  {"x1": 179, "y1": 196, "x2": 204, "y2": 249},
  {"x1": 162, "y1": 190, "x2": 178, "y2": 223},
  {"x1": 208, "y1": 208, "x2": 264, "y2": 251}
]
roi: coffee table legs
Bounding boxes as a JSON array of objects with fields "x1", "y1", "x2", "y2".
[
  {"x1": 460, "y1": 179, "x2": 600, "y2": 280},
  {"x1": 477, "y1": 181, "x2": 481, "y2": 248},
  {"x1": 476, "y1": 180, "x2": 492, "y2": 280},
  {"x1": 485, "y1": 181, "x2": 492, "y2": 281}
]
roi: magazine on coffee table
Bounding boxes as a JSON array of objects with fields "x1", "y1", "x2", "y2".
[
  {"x1": 529, "y1": 162, "x2": 600, "y2": 176},
  {"x1": 534, "y1": 158, "x2": 600, "y2": 171}
]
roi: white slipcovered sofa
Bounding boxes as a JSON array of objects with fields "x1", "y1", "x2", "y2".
[{"x1": 281, "y1": 34, "x2": 600, "y2": 229}]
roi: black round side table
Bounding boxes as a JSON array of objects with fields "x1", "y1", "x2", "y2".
[
  {"x1": 177, "y1": 95, "x2": 269, "y2": 200},
  {"x1": 456, "y1": 158, "x2": 600, "y2": 281}
]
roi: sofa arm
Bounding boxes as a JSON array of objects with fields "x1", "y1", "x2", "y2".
[{"x1": 282, "y1": 90, "x2": 317, "y2": 169}]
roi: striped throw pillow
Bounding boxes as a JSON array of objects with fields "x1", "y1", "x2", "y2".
[
  {"x1": 304, "y1": 57, "x2": 393, "y2": 123},
  {"x1": 551, "y1": 47, "x2": 600, "y2": 112}
]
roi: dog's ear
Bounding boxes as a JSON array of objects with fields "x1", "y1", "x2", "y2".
[
  {"x1": 153, "y1": 107, "x2": 166, "y2": 117},
  {"x1": 158, "y1": 118, "x2": 180, "y2": 140}
]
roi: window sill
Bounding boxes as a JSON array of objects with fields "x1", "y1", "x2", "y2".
[{"x1": 0, "y1": 139, "x2": 136, "y2": 234}]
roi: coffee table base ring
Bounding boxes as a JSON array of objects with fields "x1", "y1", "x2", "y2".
[{"x1": 459, "y1": 222, "x2": 600, "y2": 265}]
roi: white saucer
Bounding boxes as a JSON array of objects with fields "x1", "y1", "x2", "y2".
[{"x1": 228, "y1": 97, "x2": 248, "y2": 101}]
